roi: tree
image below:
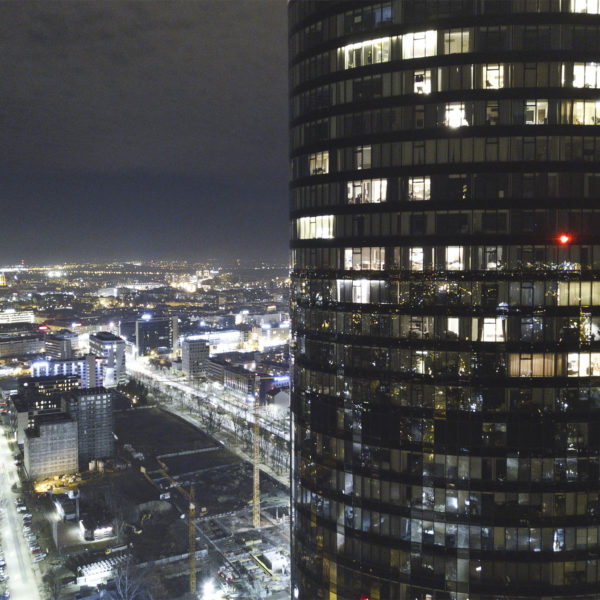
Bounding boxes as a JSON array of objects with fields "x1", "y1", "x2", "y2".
[
  {"x1": 113, "y1": 557, "x2": 145, "y2": 600},
  {"x1": 43, "y1": 568, "x2": 62, "y2": 600}
]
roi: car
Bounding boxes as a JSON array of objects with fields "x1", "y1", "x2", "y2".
[
  {"x1": 21, "y1": 513, "x2": 32, "y2": 519},
  {"x1": 30, "y1": 548, "x2": 41, "y2": 554},
  {"x1": 33, "y1": 554, "x2": 46, "y2": 562}
]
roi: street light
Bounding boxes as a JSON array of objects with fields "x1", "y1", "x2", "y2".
[{"x1": 201, "y1": 579, "x2": 225, "y2": 600}]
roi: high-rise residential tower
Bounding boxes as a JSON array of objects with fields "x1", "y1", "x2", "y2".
[{"x1": 289, "y1": 2, "x2": 600, "y2": 599}]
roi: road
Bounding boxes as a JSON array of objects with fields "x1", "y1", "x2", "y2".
[
  {"x1": 128, "y1": 358, "x2": 289, "y2": 441},
  {"x1": 0, "y1": 433, "x2": 41, "y2": 600}
]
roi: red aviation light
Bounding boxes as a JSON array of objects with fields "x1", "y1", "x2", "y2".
[{"x1": 558, "y1": 233, "x2": 572, "y2": 245}]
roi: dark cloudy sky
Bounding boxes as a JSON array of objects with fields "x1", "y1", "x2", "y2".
[{"x1": 0, "y1": 1, "x2": 288, "y2": 264}]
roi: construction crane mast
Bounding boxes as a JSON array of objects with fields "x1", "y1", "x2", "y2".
[
  {"x1": 253, "y1": 396, "x2": 261, "y2": 529},
  {"x1": 189, "y1": 486, "x2": 196, "y2": 595}
]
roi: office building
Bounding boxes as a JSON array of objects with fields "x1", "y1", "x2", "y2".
[
  {"x1": 24, "y1": 412, "x2": 78, "y2": 480},
  {"x1": 63, "y1": 387, "x2": 113, "y2": 465},
  {"x1": 135, "y1": 315, "x2": 178, "y2": 356},
  {"x1": 45, "y1": 330, "x2": 77, "y2": 359},
  {"x1": 181, "y1": 338, "x2": 210, "y2": 379},
  {"x1": 289, "y1": 2, "x2": 600, "y2": 599},
  {"x1": 14, "y1": 375, "x2": 81, "y2": 446},
  {"x1": 31, "y1": 355, "x2": 103, "y2": 388},
  {"x1": 89, "y1": 332, "x2": 126, "y2": 387}
]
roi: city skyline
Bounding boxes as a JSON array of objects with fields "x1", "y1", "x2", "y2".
[{"x1": 0, "y1": 1, "x2": 288, "y2": 264}]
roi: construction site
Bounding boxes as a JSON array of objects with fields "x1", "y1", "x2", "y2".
[{"x1": 110, "y1": 406, "x2": 291, "y2": 599}]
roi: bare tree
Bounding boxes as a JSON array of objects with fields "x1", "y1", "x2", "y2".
[
  {"x1": 113, "y1": 557, "x2": 144, "y2": 600},
  {"x1": 43, "y1": 568, "x2": 62, "y2": 600}
]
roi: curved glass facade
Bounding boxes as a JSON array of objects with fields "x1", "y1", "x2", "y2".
[{"x1": 289, "y1": 1, "x2": 600, "y2": 599}]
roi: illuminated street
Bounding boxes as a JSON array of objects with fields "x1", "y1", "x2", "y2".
[{"x1": 0, "y1": 433, "x2": 41, "y2": 600}]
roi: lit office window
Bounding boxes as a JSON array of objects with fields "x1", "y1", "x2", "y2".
[
  {"x1": 297, "y1": 215, "x2": 334, "y2": 239},
  {"x1": 446, "y1": 246, "x2": 465, "y2": 270},
  {"x1": 482, "y1": 318, "x2": 505, "y2": 342},
  {"x1": 443, "y1": 29, "x2": 470, "y2": 54},
  {"x1": 309, "y1": 151, "x2": 329, "y2": 175},
  {"x1": 573, "y1": 100, "x2": 600, "y2": 124},
  {"x1": 343, "y1": 37, "x2": 391, "y2": 69},
  {"x1": 408, "y1": 176, "x2": 431, "y2": 201},
  {"x1": 402, "y1": 31, "x2": 437, "y2": 59},
  {"x1": 409, "y1": 247, "x2": 424, "y2": 271},
  {"x1": 571, "y1": 0, "x2": 600, "y2": 12},
  {"x1": 445, "y1": 103, "x2": 469, "y2": 127},
  {"x1": 344, "y1": 247, "x2": 385, "y2": 270},
  {"x1": 573, "y1": 63, "x2": 600, "y2": 88},
  {"x1": 525, "y1": 100, "x2": 548, "y2": 124},
  {"x1": 568, "y1": 352, "x2": 600, "y2": 376},
  {"x1": 483, "y1": 64, "x2": 504, "y2": 89},
  {"x1": 346, "y1": 179, "x2": 387, "y2": 203},
  {"x1": 414, "y1": 69, "x2": 432, "y2": 94}
]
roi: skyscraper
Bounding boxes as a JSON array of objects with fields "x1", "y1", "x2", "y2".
[{"x1": 289, "y1": 2, "x2": 600, "y2": 599}]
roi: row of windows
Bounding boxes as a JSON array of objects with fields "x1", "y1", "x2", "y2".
[
  {"x1": 296, "y1": 516, "x2": 600, "y2": 590},
  {"x1": 293, "y1": 135, "x2": 600, "y2": 179},
  {"x1": 290, "y1": 0, "x2": 598, "y2": 47},
  {"x1": 291, "y1": 277, "x2": 600, "y2": 310},
  {"x1": 293, "y1": 98, "x2": 600, "y2": 149},
  {"x1": 294, "y1": 244, "x2": 591, "y2": 275},
  {"x1": 292, "y1": 63, "x2": 600, "y2": 119},
  {"x1": 292, "y1": 173, "x2": 600, "y2": 209},
  {"x1": 296, "y1": 427, "x2": 600, "y2": 488},
  {"x1": 297, "y1": 210, "x2": 600, "y2": 241},
  {"x1": 291, "y1": 24, "x2": 600, "y2": 86},
  {"x1": 299, "y1": 332, "x2": 600, "y2": 379},
  {"x1": 295, "y1": 312, "x2": 600, "y2": 345},
  {"x1": 293, "y1": 365, "x2": 600, "y2": 415}
]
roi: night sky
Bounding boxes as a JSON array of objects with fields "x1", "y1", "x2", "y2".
[{"x1": 0, "y1": 1, "x2": 288, "y2": 265}]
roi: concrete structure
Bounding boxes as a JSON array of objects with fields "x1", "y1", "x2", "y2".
[
  {"x1": 31, "y1": 354, "x2": 103, "y2": 388},
  {"x1": 181, "y1": 338, "x2": 209, "y2": 379},
  {"x1": 63, "y1": 388, "x2": 113, "y2": 465},
  {"x1": 135, "y1": 315, "x2": 178, "y2": 356},
  {"x1": 89, "y1": 332, "x2": 126, "y2": 387},
  {"x1": 24, "y1": 412, "x2": 78, "y2": 480}
]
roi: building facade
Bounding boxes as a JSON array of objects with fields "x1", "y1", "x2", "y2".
[
  {"x1": 31, "y1": 355, "x2": 103, "y2": 388},
  {"x1": 63, "y1": 387, "x2": 113, "y2": 466},
  {"x1": 181, "y1": 338, "x2": 210, "y2": 379},
  {"x1": 45, "y1": 330, "x2": 77, "y2": 359},
  {"x1": 24, "y1": 413, "x2": 78, "y2": 480},
  {"x1": 135, "y1": 315, "x2": 178, "y2": 356},
  {"x1": 89, "y1": 332, "x2": 126, "y2": 387},
  {"x1": 289, "y1": 2, "x2": 600, "y2": 599}
]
